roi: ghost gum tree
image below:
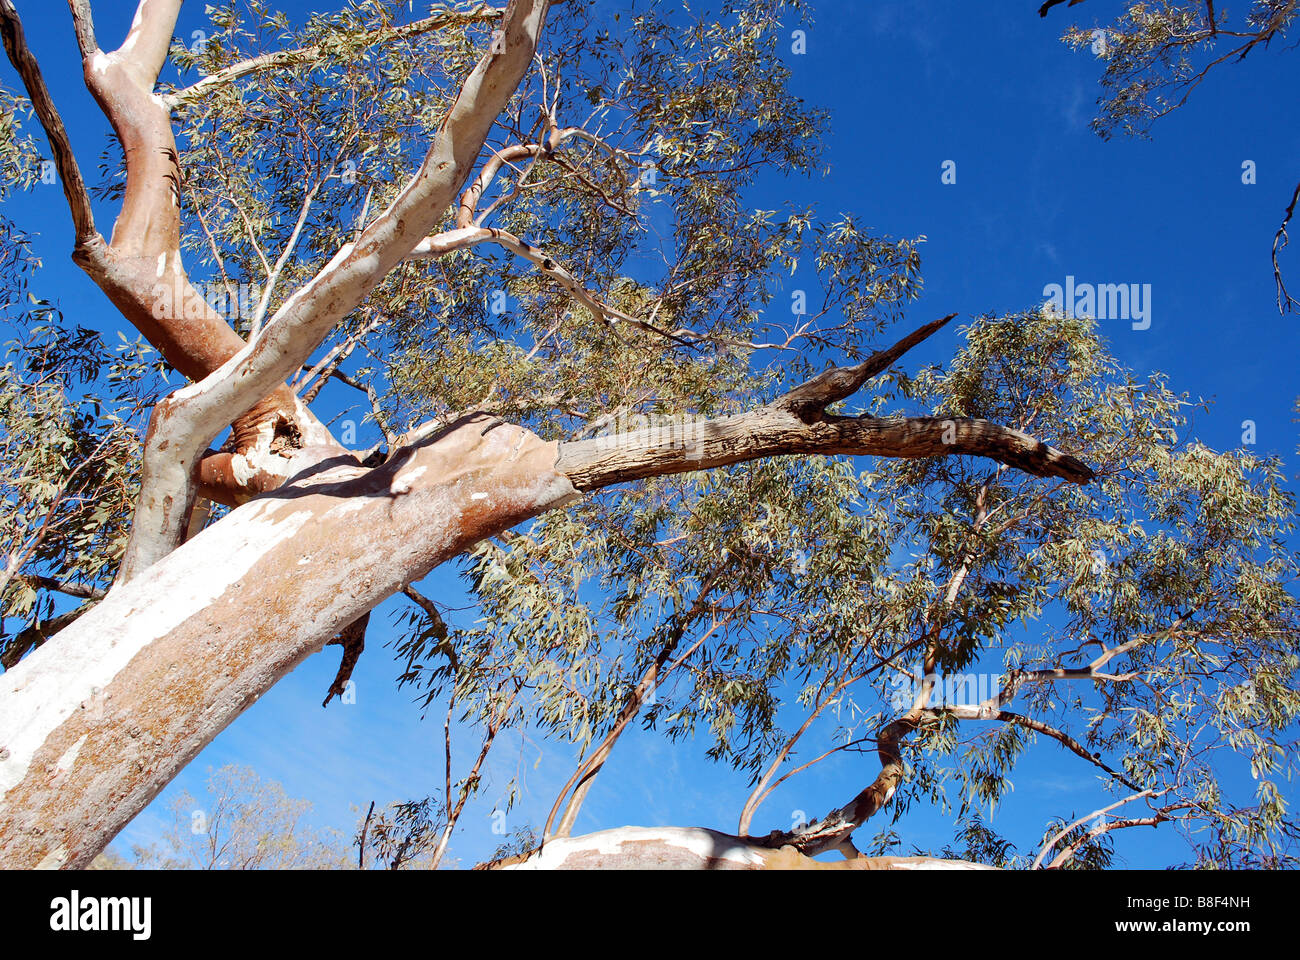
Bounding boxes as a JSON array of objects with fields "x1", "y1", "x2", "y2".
[{"x1": 0, "y1": 0, "x2": 1295, "y2": 871}]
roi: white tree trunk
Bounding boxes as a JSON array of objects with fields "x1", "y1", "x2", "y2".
[
  {"x1": 0, "y1": 420, "x2": 574, "y2": 868},
  {"x1": 0, "y1": 399, "x2": 1091, "y2": 867}
]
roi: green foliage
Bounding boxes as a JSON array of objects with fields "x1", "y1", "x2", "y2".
[
  {"x1": 356, "y1": 796, "x2": 448, "y2": 870},
  {"x1": 0, "y1": 308, "x2": 161, "y2": 664},
  {"x1": 397, "y1": 309, "x2": 1299, "y2": 867},
  {"x1": 0, "y1": 86, "x2": 39, "y2": 197},
  {"x1": 489, "y1": 823, "x2": 539, "y2": 862},
  {"x1": 938, "y1": 813, "x2": 1024, "y2": 868},
  {"x1": 1058, "y1": 0, "x2": 1297, "y2": 140},
  {"x1": 0, "y1": 86, "x2": 168, "y2": 660},
  {"x1": 159, "y1": 0, "x2": 918, "y2": 444},
  {"x1": 1034, "y1": 814, "x2": 1116, "y2": 870},
  {"x1": 879, "y1": 311, "x2": 1300, "y2": 865}
]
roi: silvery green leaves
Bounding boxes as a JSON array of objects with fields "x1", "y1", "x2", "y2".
[
  {"x1": 879, "y1": 309, "x2": 1300, "y2": 865},
  {"x1": 1055, "y1": 1, "x2": 1296, "y2": 141},
  {"x1": 0, "y1": 87, "x2": 38, "y2": 197},
  {"x1": 160, "y1": 0, "x2": 924, "y2": 464},
  {"x1": 164, "y1": 2, "x2": 497, "y2": 341},
  {"x1": 0, "y1": 0, "x2": 1293, "y2": 870},
  {"x1": 0, "y1": 323, "x2": 156, "y2": 666},
  {"x1": 0, "y1": 223, "x2": 165, "y2": 663}
]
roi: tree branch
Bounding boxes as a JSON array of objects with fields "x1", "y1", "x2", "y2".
[
  {"x1": 400, "y1": 584, "x2": 455, "y2": 674},
  {"x1": 65, "y1": 0, "x2": 97, "y2": 61},
  {"x1": 323, "y1": 612, "x2": 369, "y2": 707},
  {"x1": 1045, "y1": 802, "x2": 1194, "y2": 868},
  {"x1": 775, "y1": 313, "x2": 957, "y2": 416},
  {"x1": 546, "y1": 579, "x2": 728, "y2": 839},
  {"x1": 1032, "y1": 789, "x2": 1158, "y2": 868},
  {"x1": 1038, "y1": 0, "x2": 1088, "y2": 17},
  {"x1": 0, "y1": 0, "x2": 96, "y2": 242},
  {"x1": 11, "y1": 574, "x2": 106, "y2": 602},
  {"x1": 552, "y1": 314, "x2": 1092, "y2": 491},
  {"x1": 164, "y1": 6, "x2": 506, "y2": 109},
  {"x1": 115, "y1": 0, "x2": 181, "y2": 88},
  {"x1": 121, "y1": 0, "x2": 553, "y2": 579},
  {"x1": 985, "y1": 710, "x2": 1140, "y2": 791},
  {"x1": 557, "y1": 407, "x2": 1094, "y2": 491},
  {"x1": 1273, "y1": 178, "x2": 1300, "y2": 314},
  {"x1": 738, "y1": 669, "x2": 874, "y2": 836},
  {"x1": 248, "y1": 175, "x2": 326, "y2": 339},
  {"x1": 744, "y1": 500, "x2": 993, "y2": 855},
  {"x1": 430, "y1": 683, "x2": 517, "y2": 868},
  {"x1": 0, "y1": 606, "x2": 91, "y2": 669},
  {"x1": 23, "y1": 0, "x2": 348, "y2": 537}
]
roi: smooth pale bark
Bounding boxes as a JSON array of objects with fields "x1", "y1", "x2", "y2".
[
  {"x1": 1, "y1": 0, "x2": 345, "y2": 526},
  {"x1": 0, "y1": 418, "x2": 576, "y2": 868},
  {"x1": 488, "y1": 827, "x2": 995, "y2": 870},
  {"x1": 5, "y1": 0, "x2": 551, "y2": 576}
]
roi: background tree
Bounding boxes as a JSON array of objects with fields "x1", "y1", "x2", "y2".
[
  {"x1": 126, "y1": 764, "x2": 352, "y2": 869},
  {"x1": 0, "y1": 0, "x2": 1293, "y2": 870}
]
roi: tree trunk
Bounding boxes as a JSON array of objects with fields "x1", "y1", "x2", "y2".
[{"x1": 0, "y1": 419, "x2": 575, "y2": 868}]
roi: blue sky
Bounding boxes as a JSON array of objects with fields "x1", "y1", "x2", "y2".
[{"x1": 3, "y1": 0, "x2": 1298, "y2": 868}]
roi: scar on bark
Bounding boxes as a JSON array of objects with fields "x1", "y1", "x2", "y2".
[
  {"x1": 323, "y1": 612, "x2": 370, "y2": 707},
  {"x1": 269, "y1": 415, "x2": 304, "y2": 454}
]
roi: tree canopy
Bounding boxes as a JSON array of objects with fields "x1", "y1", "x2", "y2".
[{"x1": 0, "y1": 0, "x2": 1296, "y2": 871}]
